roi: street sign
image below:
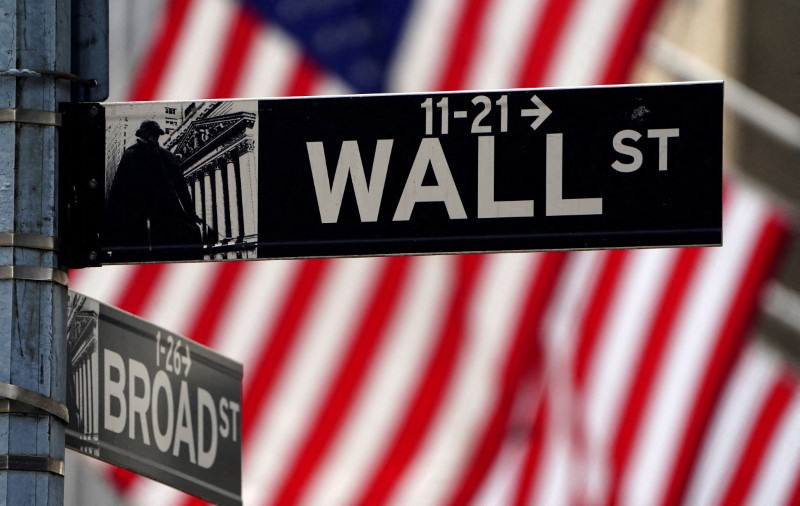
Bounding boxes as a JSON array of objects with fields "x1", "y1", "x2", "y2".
[
  {"x1": 60, "y1": 82, "x2": 722, "y2": 267},
  {"x1": 65, "y1": 291, "x2": 242, "y2": 505}
]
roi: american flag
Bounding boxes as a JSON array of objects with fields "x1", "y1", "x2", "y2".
[{"x1": 68, "y1": 0, "x2": 798, "y2": 504}]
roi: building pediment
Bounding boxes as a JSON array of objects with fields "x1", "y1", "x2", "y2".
[{"x1": 168, "y1": 112, "x2": 256, "y2": 169}]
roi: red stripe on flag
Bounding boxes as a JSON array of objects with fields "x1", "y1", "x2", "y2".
[
  {"x1": 661, "y1": 214, "x2": 790, "y2": 506},
  {"x1": 268, "y1": 257, "x2": 412, "y2": 505},
  {"x1": 184, "y1": 262, "x2": 247, "y2": 346},
  {"x1": 66, "y1": 269, "x2": 83, "y2": 286},
  {"x1": 788, "y1": 471, "x2": 800, "y2": 506},
  {"x1": 209, "y1": 6, "x2": 260, "y2": 98},
  {"x1": 447, "y1": 252, "x2": 568, "y2": 504},
  {"x1": 354, "y1": 254, "x2": 486, "y2": 505},
  {"x1": 573, "y1": 250, "x2": 629, "y2": 389},
  {"x1": 109, "y1": 468, "x2": 139, "y2": 495},
  {"x1": 286, "y1": 56, "x2": 320, "y2": 97},
  {"x1": 601, "y1": 0, "x2": 666, "y2": 84},
  {"x1": 719, "y1": 373, "x2": 796, "y2": 505},
  {"x1": 240, "y1": 259, "x2": 331, "y2": 438},
  {"x1": 113, "y1": 264, "x2": 168, "y2": 316},
  {"x1": 181, "y1": 262, "x2": 330, "y2": 505},
  {"x1": 516, "y1": 0, "x2": 577, "y2": 87},
  {"x1": 436, "y1": 0, "x2": 492, "y2": 91},
  {"x1": 513, "y1": 388, "x2": 550, "y2": 506},
  {"x1": 128, "y1": 0, "x2": 193, "y2": 101},
  {"x1": 606, "y1": 247, "x2": 704, "y2": 502}
]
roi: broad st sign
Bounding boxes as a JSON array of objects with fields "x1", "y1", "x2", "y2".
[
  {"x1": 60, "y1": 82, "x2": 722, "y2": 266},
  {"x1": 66, "y1": 292, "x2": 242, "y2": 505}
]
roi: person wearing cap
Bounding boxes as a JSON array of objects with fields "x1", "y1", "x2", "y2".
[{"x1": 102, "y1": 119, "x2": 203, "y2": 260}]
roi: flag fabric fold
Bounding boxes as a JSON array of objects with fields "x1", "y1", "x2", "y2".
[{"x1": 69, "y1": 0, "x2": 798, "y2": 504}]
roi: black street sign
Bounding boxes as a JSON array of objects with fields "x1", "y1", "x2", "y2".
[
  {"x1": 60, "y1": 82, "x2": 722, "y2": 267},
  {"x1": 66, "y1": 291, "x2": 242, "y2": 505}
]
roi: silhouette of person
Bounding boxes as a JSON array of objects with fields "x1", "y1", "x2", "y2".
[{"x1": 102, "y1": 120, "x2": 202, "y2": 261}]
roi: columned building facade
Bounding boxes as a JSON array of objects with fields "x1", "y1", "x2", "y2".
[
  {"x1": 66, "y1": 295, "x2": 100, "y2": 456},
  {"x1": 165, "y1": 102, "x2": 259, "y2": 260}
]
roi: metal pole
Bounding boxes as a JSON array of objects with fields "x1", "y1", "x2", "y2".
[{"x1": 0, "y1": 0, "x2": 70, "y2": 504}]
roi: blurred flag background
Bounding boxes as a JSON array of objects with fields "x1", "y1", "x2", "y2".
[{"x1": 65, "y1": 0, "x2": 800, "y2": 504}]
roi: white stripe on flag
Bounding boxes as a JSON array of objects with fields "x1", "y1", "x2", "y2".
[
  {"x1": 529, "y1": 382, "x2": 571, "y2": 506},
  {"x1": 621, "y1": 184, "x2": 769, "y2": 505},
  {"x1": 513, "y1": 252, "x2": 606, "y2": 506},
  {"x1": 473, "y1": 441, "x2": 528, "y2": 505},
  {"x1": 464, "y1": 0, "x2": 549, "y2": 89},
  {"x1": 390, "y1": 253, "x2": 542, "y2": 505},
  {"x1": 242, "y1": 258, "x2": 384, "y2": 505},
  {"x1": 748, "y1": 387, "x2": 800, "y2": 505},
  {"x1": 212, "y1": 261, "x2": 300, "y2": 363},
  {"x1": 685, "y1": 342, "x2": 784, "y2": 505},
  {"x1": 387, "y1": 0, "x2": 464, "y2": 92},
  {"x1": 543, "y1": 251, "x2": 607, "y2": 355},
  {"x1": 545, "y1": 0, "x2": 632, "y2": 86},
  {"x1": 68, "y1": 265, "x2": 139, "y2": 307},
  {"x1": 581, "y1": 248, "x2": 679, "y2": 503},
  {"x1": 303, "y1": 256, "x2": 454, "y2": 505},
  {"x1": 126, "y1": 467, "x2": 180, "y2": 505},
  {"x1": 311, "y1": 74, "x2": 353, "y2": 96},
  {"x1": 137, "y1": 262, "x2": 221, "y2": 336},
  {"x1": 237, "y1": 24, "x2": 303, "y2": 98},
  {"x1": 157, "y1": 0, "x2": 237, "y2": 100}
]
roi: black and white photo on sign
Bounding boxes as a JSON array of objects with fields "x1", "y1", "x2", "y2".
[
  {"x1": 66, "y1": 292, "x2": 100, "y2": 457},
  {"x1": 101, "y1": 100, "x2": 259, "y2": 262}
]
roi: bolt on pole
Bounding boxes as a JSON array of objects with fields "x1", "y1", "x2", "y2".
[{"x1": 0, "y1": 0, "x2": 70, "y2": 504}]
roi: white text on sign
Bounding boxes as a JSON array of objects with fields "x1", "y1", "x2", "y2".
[
  {"x1": 102, "y1": 333, "x2": 240, "y2": 470},
  {"x1": 307, "y1": 133, "x2": 679, "y2": 223}
]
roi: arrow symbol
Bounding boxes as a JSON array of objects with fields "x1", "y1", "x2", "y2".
[
  {"x1": 182, "y1": 344, "x2": 192, "y2": 377},
  {"x1": 520, "y1": 95, "x2": 552, "y2": 130}
]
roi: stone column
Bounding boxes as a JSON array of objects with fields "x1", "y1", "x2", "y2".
[
  {"x1": 239, "y1": 149, "x2": 258, "y2": 238},
  {"x1": 214, "y1": 161, "x2": 227, "y2": 240},
  {"x1": 86, "y1": 356, "x2": 93, "y2": 434},
  {"x1": 227, "y1": 156, "x2": 242, "y2": 240},
  {"x1": 205, "y1": 167, "x2": 217, "y2": 240},
  {"x1": 80, "y1": 363, "x2": 88, "y2": 432},
  {"x1": 90, "y1": 351, "x2": 98, "y2": 434},
  {"x1": 220, "y1": 158, "x2": 232, "y2": 240}
]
